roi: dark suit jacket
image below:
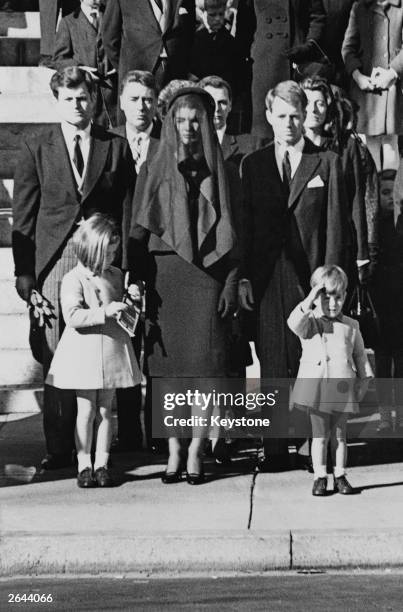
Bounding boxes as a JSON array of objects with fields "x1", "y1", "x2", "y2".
[
  {"x1": 240, "y1": 138, "x2": 350, "y2": 302},
  {"x1": 12, "y1": 124, "x2": 135, "y2": 284},
  {"x1": 102, "y1": 0, "x2": 195, "y2": 82},
  {"x1": 110, "y1": 123, "x2": 160, "y2": 269},
  {"x1": 221, "y1": 133, "x2": 245, "y2": 168}
]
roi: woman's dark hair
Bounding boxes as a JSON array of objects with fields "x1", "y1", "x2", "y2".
[{"x1": 301, "y1": 76, "x2": 341, "y2": 150}]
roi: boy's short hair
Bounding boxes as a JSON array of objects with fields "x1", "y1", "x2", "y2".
[
  {"x1": 199, "y1": 75, "x2": 232, "y2": 102},
  {"x1": 120, "y1": 70, "x2": 159, "y2": 97},
  {"x1": 265, "y1": 80, "x2": 307, "y2": 112},
  {"x1": 203, "y1": 0, "x2": 227, "y2": 10},
  {"x1": 74, "y1": 214, "x2": 120, "y2": 276},
  {"x1": 310, "y1": 265, "x2": 348, "y2": 294},
  {"x1": 50, "y1": 66, "x2": 96, "y2": 99}
]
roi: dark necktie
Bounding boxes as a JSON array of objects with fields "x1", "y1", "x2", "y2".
[
  {"x1": 73, "y1": 134, "x2": 84, "y2": 178},
  {"x1": 282, "y1": 149, "x2": 292, "y2": 189}
]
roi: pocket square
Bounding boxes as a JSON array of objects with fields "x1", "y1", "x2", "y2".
[
  {"x1": 307, "y1": 175, "x2": 325, "y2": 188},
  {"x1": 179, "y1": 7, "x2": 189, "y2": 14}
]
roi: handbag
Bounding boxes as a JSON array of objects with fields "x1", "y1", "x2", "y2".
[{"x1": 347, "y1": 284, "x2": 380, "y2": 349}]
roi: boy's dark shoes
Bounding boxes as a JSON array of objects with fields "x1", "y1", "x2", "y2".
[
  {"x1": 94, "y1": 466, "x2": 114, "y2": 487},
  {"x1": 312, "y1": 477, "x2": 328, "y2": 496},
  {"x1": 41, "y1": 453, "x2": 73, "y2": 470},
  {"x1": 334, "y1": 475, "x2": 354, "y2": 495},
  {"x1": 77, "y1": 468, "x2": 97, "y2": 488}
]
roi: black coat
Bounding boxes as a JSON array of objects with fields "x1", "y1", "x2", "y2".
[
  {"x1": 102, "y1": 0, "x2": 195, "y2": 83},
  {"x1": 12, "y1": 124, "x2": 134, "y2": 284},
  {"x1": 240, "y1": 138, "x2": 350, "y2": 301}
]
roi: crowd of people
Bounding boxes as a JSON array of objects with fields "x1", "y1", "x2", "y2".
[{"x1": 7, "y1": 0, "x2": 403, "y2": 496}]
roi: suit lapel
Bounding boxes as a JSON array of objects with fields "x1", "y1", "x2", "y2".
[
  {"x1": 144, "y1": 0, "x2": 166, "y2": 34},
  {"x1": 81, "y1": 126, "x2": 110, "y2": 202},
  {"x1": 288, "y1": 144, "x2": 321, "y2": 209},
  {"x1": 163, "y1": 0, "x2": 178, "y2": 34},
  {"x1": 48, "y1": 125, "x2": 79, "y2": 200},
  {"x1": 221, "y1": 133, "x2": 237, "y2": 161}
]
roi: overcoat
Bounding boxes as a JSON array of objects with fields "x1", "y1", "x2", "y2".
[
  {"x1": 235, "y1": 0, "x2": 326, "y2": 142},
  {"x1": 287, "y1": 304, "x2": 373, "y2": 413},
  {"x1": 46, "y1": 264, "x2": 141, "y2": 390},
  {"x1": 342, "y1": 0, "x2": 403, "y2": 135}
]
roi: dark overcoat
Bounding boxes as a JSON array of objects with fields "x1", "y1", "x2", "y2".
[
  {"x1": 235, "y1": 0, "x2": 326, "y2": 143},
  {"x1": 342, "y1": 0, "x2": 403, "y2": 135},
  {"x1": 102, "y1": 0, "x2": 195, "y2": 85},
  {"x1": 12, "y1": 124, "x2": 134, "y2": 284}
]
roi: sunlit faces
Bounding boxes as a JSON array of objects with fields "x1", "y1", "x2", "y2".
[
  {"x1": 120, "y1": 82, "x2": 157, "y2": 132},
  {"x1": 266, "y1": 97, "x2": 306, "y2": 147},
  {"x1": 205, "y1": 6, "x2": 226, "y2": 32},
  {"x1": 56, "y1": 84, "x2": 95, "y2": 129},
  {"x1": 203, "y1": 85, "x2": 232, "y2": 131},
  {"x1": 315, "y1": 286, "x2": 346, "y2": 319},
  {"x1": 304, "y1": 89, "x2": 328, "y2": 131},
  {"x1": 174, "y1": 107, "x2": 201, "y2": 146}
]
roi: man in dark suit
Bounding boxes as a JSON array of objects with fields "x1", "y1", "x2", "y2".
[
  {"x1": 53, "y1": 0, "x2": 118, "y2": 128},
  {"x1": 110, "y1": 70, "x2": 160, "y2": 452},
  {"x1": 102, "y1": 0, "x2": 196, "y2": 97},
  {"x1": 235, "y1": 0, "x2": 326, "y2": 146},
  {"x1": 12, "y1": 67, "x2": 134, "y2": 469},
  {"x1": 239, "y1": 80, "x2": 350, "y2": 471},
  {"x1": 39, "y1": 0, "x2": 80, "y2": 67},
  {"x1": 199, "y1": 75, "x2": 244, "y2": 167}
]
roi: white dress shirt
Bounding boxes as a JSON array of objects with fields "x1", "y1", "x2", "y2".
[
  {"x1": 216, "y1": 125, "x2": 226, "y2": 145},
  {"x1": 126, "y1": 122, "x2": 153, "y2": 173},
  {"x1": 61, "y1": 121, "x2": 91, "y2": 192},
  {"x1": 80, "y1": 3, "x2": 100, "y2": 25},
  {"x1": 274, "y1": 137, "x2": 305, "y2": 181}
]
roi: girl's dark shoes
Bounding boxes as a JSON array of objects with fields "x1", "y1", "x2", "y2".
[
  {"x1": 334, "y1": 475, "x2": 354, "y2": 495},
  {"x1": 161, "y1": 469, "x2": 182, "y2": 484},
  {"x1": 312, "y1": 477, "x2": 328, "y2": 496},
  {"x1": 94, "y1": 466, "x2": 114, "y2": 487},
  {"x1": 77, "y1": 468, "x2": 96, "y2": 488}
]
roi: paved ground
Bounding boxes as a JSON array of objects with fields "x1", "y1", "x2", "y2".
[
  {"x1": 1, "y1": 573, "x2": 403, "y2": 611},
  {"x1": 1, "y1": 414, "x2": 403, "y2": 575}
]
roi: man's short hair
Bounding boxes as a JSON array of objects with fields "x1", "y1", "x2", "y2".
[
  {"x1": 120, "y1": 70, "x2": 159, "y2": 97},
  {"x1": 50, "y1": 66, "x2": 96, "y2": 99},
  {"x1": 198, "y1": 75, "x2": 232, "y2": 102},
  {"x1": 265, "y1": 80, "x2": 307, "y2": 112}
]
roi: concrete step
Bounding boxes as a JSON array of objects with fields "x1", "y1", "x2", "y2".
[
  {"x1": 0, "y1": 248, "x2": 15, "y2": 279},
  {"x1": 0, "y1": 66, "x2": 54, "y2": 93},
  {"x1": 0, "y1": 313, "x2": 30, "y2": 349},
  {"x1": 0, "y1": 278, "x2": 26, "y2": 314},
  {"x1": 0, "y1": 209, "x2": 12, "y2": 247},
  {"x1": 0, "y1": 92, "x2": 58, "y2": 122},
  {"x1": 0, "y1": 349, "x2": 42, "y2": 385},
  {"x1": 0, "y1": 11, "x2": 40, "y2": 37},
  {"x1": 0, "y1": 386, "x2": 42, "y2": 414},
  {"x1": 0, "y1": 37, "x2": 40, "y2": 66}
]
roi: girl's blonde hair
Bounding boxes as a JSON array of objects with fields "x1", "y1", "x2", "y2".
[
  {"x1": 73, "y1": 214, "x2": 120, "y2": 275},
  {"x1": 310, "y1": 264, "x2": 348, "y2": 294}
]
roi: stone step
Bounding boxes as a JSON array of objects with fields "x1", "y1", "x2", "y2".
[
  {"x1": 0, "y1": 248, "x2": 15, "y2": 279},
  {"x1": 0, "y1": 37, "x2": 40, "y2": 66},
  {"x1": 0, "y1": 387, "x2": 42, "y2": 415},
  {"x1": 0, "y1": 66, "x2": 54, "y2": 93},
  {"x1": 0, "y1": 11, "x2": 40, "y2": 37},
  {"x1": 0, "y1": 92, "x2": 58, "y2": 122},
  {"x1": 0, "y1": 313, "x2": 30, "y2": 349},
  {"x1": 0, "y1": 180, "x2": 12, "y2": 207},
  {"x1": 0, "y1": 278, "x2": 26, "y2": 314},
  {"x1": 0, "y1": 349, "x2": 42, "y2": 386}
]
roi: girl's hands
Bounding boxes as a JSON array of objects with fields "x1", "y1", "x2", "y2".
[
  {"x1": 105, "y1": 301, "x2": 128, "y2": 319},
  {"x1": 301, "y1": 283, "x2": 325, "y2": 312}
]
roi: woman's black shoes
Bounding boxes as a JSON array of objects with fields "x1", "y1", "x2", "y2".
[
  {"x1": 186, "y1": 471, "x2": 205, "y2": 485},
  {"x1": 334, "y1": 475, "x2": 354, "y2": 495},
  {"x1": 161, "y1": 469, "x2": 182, "y2": 484}
]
